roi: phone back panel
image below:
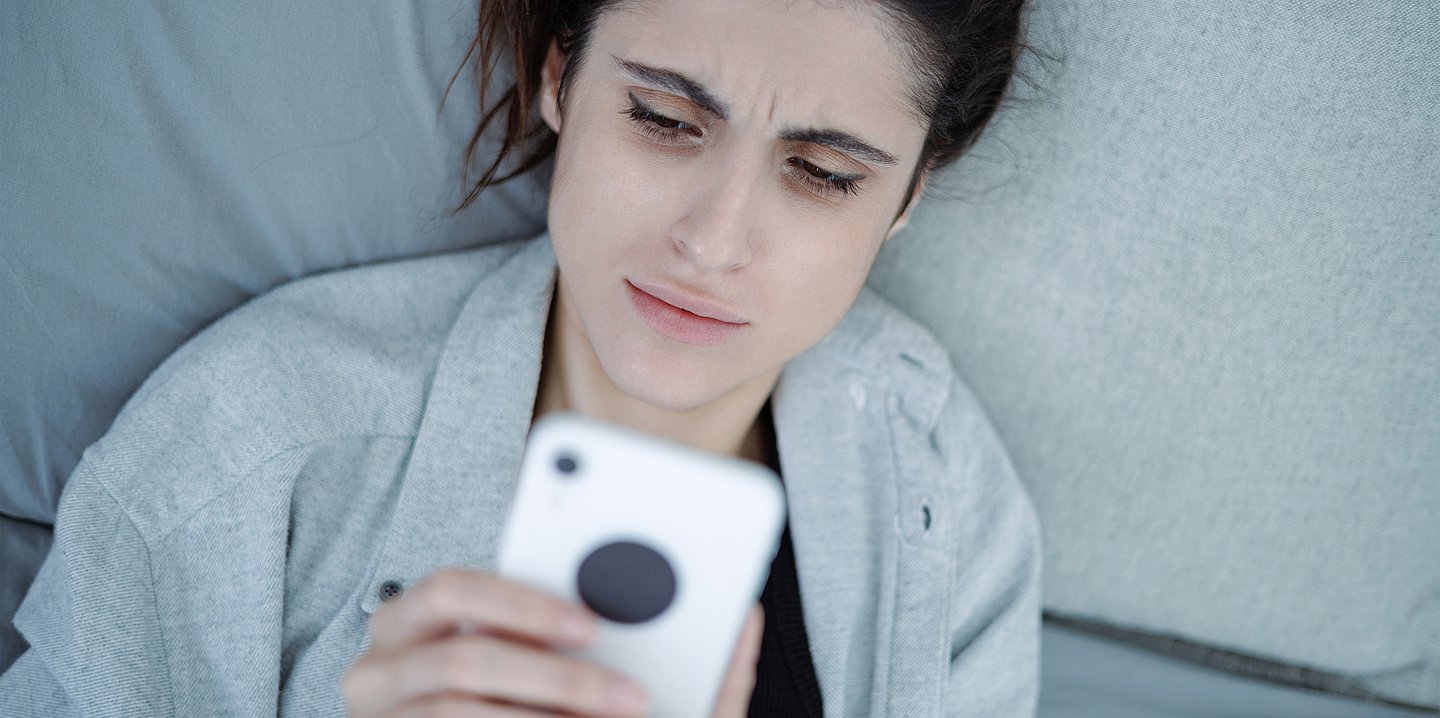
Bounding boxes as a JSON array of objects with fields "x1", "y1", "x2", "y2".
[{"x1": 497, "y1": 413, "x2": 786, "y2": 718}]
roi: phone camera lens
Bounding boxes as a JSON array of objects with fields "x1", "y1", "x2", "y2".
[{"x1": 556, "y1": 454, "x2": 578, "y2": 475}]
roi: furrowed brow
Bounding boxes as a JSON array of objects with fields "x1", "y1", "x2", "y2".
[
  {"x1": 779, "y1": 128, "x2": 899, "y2": 167},
  {"x1": 613, "y1": 55, "x2": 729, "y2": 120},
  {"x1": 612, "y1": 54, "x2": 899, "y2": 168}
]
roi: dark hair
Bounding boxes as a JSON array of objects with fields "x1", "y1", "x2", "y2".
[{"x1": 441, "y1": 0, "x2": 1032, "y2": 220}]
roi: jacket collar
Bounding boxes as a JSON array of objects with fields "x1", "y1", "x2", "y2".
[
  {"x1": 359, "y1": 236, "x2": 554, "y2": 614},
  {"x1": 360, "y1": 231, "x2": 953, "y2": 710}
]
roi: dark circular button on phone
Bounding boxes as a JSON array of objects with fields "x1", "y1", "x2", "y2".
[{"x1": 576, "y1": 540, "x2": 677, "y2": 624}]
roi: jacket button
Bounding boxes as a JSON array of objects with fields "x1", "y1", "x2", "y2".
[{"x1": 379, "y1": 580, "x2": 405, "y2": 602}]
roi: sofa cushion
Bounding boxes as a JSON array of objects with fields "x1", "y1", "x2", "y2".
[
  {"x1": 1039, "y1": 619, "x2": 1438, "y2": 717},
  {"x1": 0, "y1": 0, "x2": 550, "y2": 525},
  {"x1": 870, "y1": 1, "x2": 1439, "y2": 709}
]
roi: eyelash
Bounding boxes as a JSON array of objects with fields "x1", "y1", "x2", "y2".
[{"x1": 620, "y1": 101, "x2": 863, "y2": 198}]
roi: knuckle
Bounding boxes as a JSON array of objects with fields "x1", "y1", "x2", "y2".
[
  {"x1": 545, "y1": 599, "x2": 580, "y2": 632},
  {"x1": 440, "y1": 638, "x2": 509, "y2": 692},
  {"x1": 488, "y1": 581, "x2": 552, "y2": 635},
  {"x1": 415, "y1": 571, "x2": 461, "y2": 603},
  {"x1": 411, "y1": 576, "x2": 466, "y2": 619},
  {"x1": 512, "y1": 593, "x2": 573, "y2": 641},
  {"x1": 435, "y1": 643, "x2": 482, "y2": 688},
  {"x1": 488, "y1": 579, "x2": 530, "y2": 616},
  {"x1": 529, "y1": 606, "x2": 563, "y2": 640}
]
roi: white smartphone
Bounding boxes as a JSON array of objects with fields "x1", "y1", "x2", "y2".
[{"x1": 496, "y1": 412, "x2": 786, "y2": 718}]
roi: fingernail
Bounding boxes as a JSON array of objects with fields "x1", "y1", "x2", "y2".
[{"x1": 610, "y1": 680, "x2": 650, "y2": 713}]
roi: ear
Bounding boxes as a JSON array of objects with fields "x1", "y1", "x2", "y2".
[
  {"x1": 884, "y1": 172, "x2": 927, "y2": 242},
  {"x1": 538, "y1": 38, "x2": 567, "y2": 134}
]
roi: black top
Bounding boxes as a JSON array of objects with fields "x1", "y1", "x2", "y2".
[
  {"x1": 746, "y1": 516, "x2": 826, "y2": 717},
  {"x1": 746, "y1": 399, "x2": 824, "y2": 717}
]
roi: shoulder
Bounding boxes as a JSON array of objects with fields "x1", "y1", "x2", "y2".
[
  {"x1": 797, "y1": 285, "x2": 1042, "y2": 703},
  {"x1": 818, "y1": 286, "x2": 960, "y2": 427},
  {"x1": 82, "y1": 236, "x2": 540, "y2": 532},
  {"x1": 836, "y1": 285, "x2": 1040, "y2": 544}
]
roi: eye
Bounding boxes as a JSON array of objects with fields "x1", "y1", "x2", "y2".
[
  {"x1": 621, "y1": 99, "x2": 700, "y2": 146},
  {"x1": 621, "y1": 95, "x2": 864, "y2": 199},
  {"x1": 787, "y1": 157, "x2": 863, "y2": 198}
]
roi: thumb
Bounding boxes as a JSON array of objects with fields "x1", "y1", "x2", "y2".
[{"x1": 709, "y1": 604, "x2": 764, "y2": 718}]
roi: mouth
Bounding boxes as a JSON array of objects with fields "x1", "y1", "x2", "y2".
[{"x1": 625, "y1": 280, "x2": 748, "y2": 347}]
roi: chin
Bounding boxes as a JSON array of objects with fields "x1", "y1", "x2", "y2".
[
  {"x1": 627, "y1": 386, "x2": 711, "y2": 414},
  {"x1": 601, "y1": 348, "x2": 723, "y2": 414}
]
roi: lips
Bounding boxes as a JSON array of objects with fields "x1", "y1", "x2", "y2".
[
  {"x1": 625, "y1": 280, "x2": 748, "y2": 346},
  {"x1": 627, "y1": 280, "x2": 747, "y2": 324}
]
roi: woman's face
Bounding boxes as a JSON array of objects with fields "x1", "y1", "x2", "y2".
[{"x1": 540, "y1": 0, "x2": 929, "y2": 413}]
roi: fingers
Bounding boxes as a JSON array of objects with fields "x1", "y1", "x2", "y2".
[
  {"x1": 389, "y1": 693, "x2": 563, "y2": 718},
  {"x1": 344, "y1": 636, "x2": 651, "y2": 718},
  {"x1": 347, "y1": 568, "x2": 650, "y2": 718},
  {"x1": 368, "y1": 569, "x2": 598, "y2": 652},
  {"x1": 708, "y1": 604, "x2": 765, "y2": 718}
]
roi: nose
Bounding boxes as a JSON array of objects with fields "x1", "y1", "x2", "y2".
[{"x1": 669, "y1": 152, "x2": 759, "y2": 272}]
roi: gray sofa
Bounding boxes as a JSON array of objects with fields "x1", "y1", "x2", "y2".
[{"x1": 2, "y1": 0, "x2": 1435, "y2": 714}]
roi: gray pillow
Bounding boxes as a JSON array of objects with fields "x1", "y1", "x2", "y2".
[
  {"x1": 0, "y1": 0, "x2": 550, "y2": 526},
  {"x1": 871, "y1": 0, "x2": 1439, "y2": 710},
  {"x1": 0, "y1": 0, "x2": 549, "y2": 673}
]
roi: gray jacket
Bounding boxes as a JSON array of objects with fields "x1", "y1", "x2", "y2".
[{"x1": 1, "y1": 232, "x2": 1041, "y2": 717}]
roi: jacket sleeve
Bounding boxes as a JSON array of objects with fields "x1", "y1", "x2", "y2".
[
  {"x1": 0, "y1": 460, "x2": 175, "y2": 716},
  {"x1": 940, "y1": 379, "x2": 1044, "y2": 717}
]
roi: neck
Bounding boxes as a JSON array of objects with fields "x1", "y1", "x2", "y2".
[{"x1": 532, "y1": 272, "x2": 779, "y2": 465}]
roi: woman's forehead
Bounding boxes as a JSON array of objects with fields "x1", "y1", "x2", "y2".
[{"x1": 593, "y1": 0, "x2": 925, "y2": 141}]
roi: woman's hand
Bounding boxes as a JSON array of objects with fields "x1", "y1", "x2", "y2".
[
  {"x1": 342, "y1": 568, "x2": 652, "y2": 718},
  {"x1": 708, "y1": 604, "x2": 764, "y2": 718}
]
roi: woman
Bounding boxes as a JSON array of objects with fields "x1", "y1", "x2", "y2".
[{"x1": 0, "y1": 0, "x2": 1040, "y2": 715}]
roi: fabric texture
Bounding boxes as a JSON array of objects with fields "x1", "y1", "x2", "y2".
[
  {"x1": 0, "y1": 0, "x2": 550, "y2": 674},
  {"x1": 749, "y1": 500, "x2": 825, "y2": 717},
  {"x1": 0, "y1": 233, "x2": 1043, "y2": 717},
  {"x1": 1039, "y1": 621, "x2": 1439, "y2": 717},
  {"x1": 0, "y1": 515, "x2": 52, "y2": 673},
  {"x1": 0, "y1": 0, "x2": 550, "y2": 527},
  {"x1": 867, "y1": 1, "x2": 1440, "y2": 709}
]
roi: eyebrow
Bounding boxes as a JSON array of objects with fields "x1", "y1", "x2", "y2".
[{"x1": 612, "y1": 55, "x2": 900, "y2": 167}]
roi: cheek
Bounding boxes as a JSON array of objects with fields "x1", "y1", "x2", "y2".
[
  {"x1": 552, "y1": 126, "x2": 671, "y2": 233},
  {"x1": 760, "y1": 238, "x2": 879, "y2": 350}
]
